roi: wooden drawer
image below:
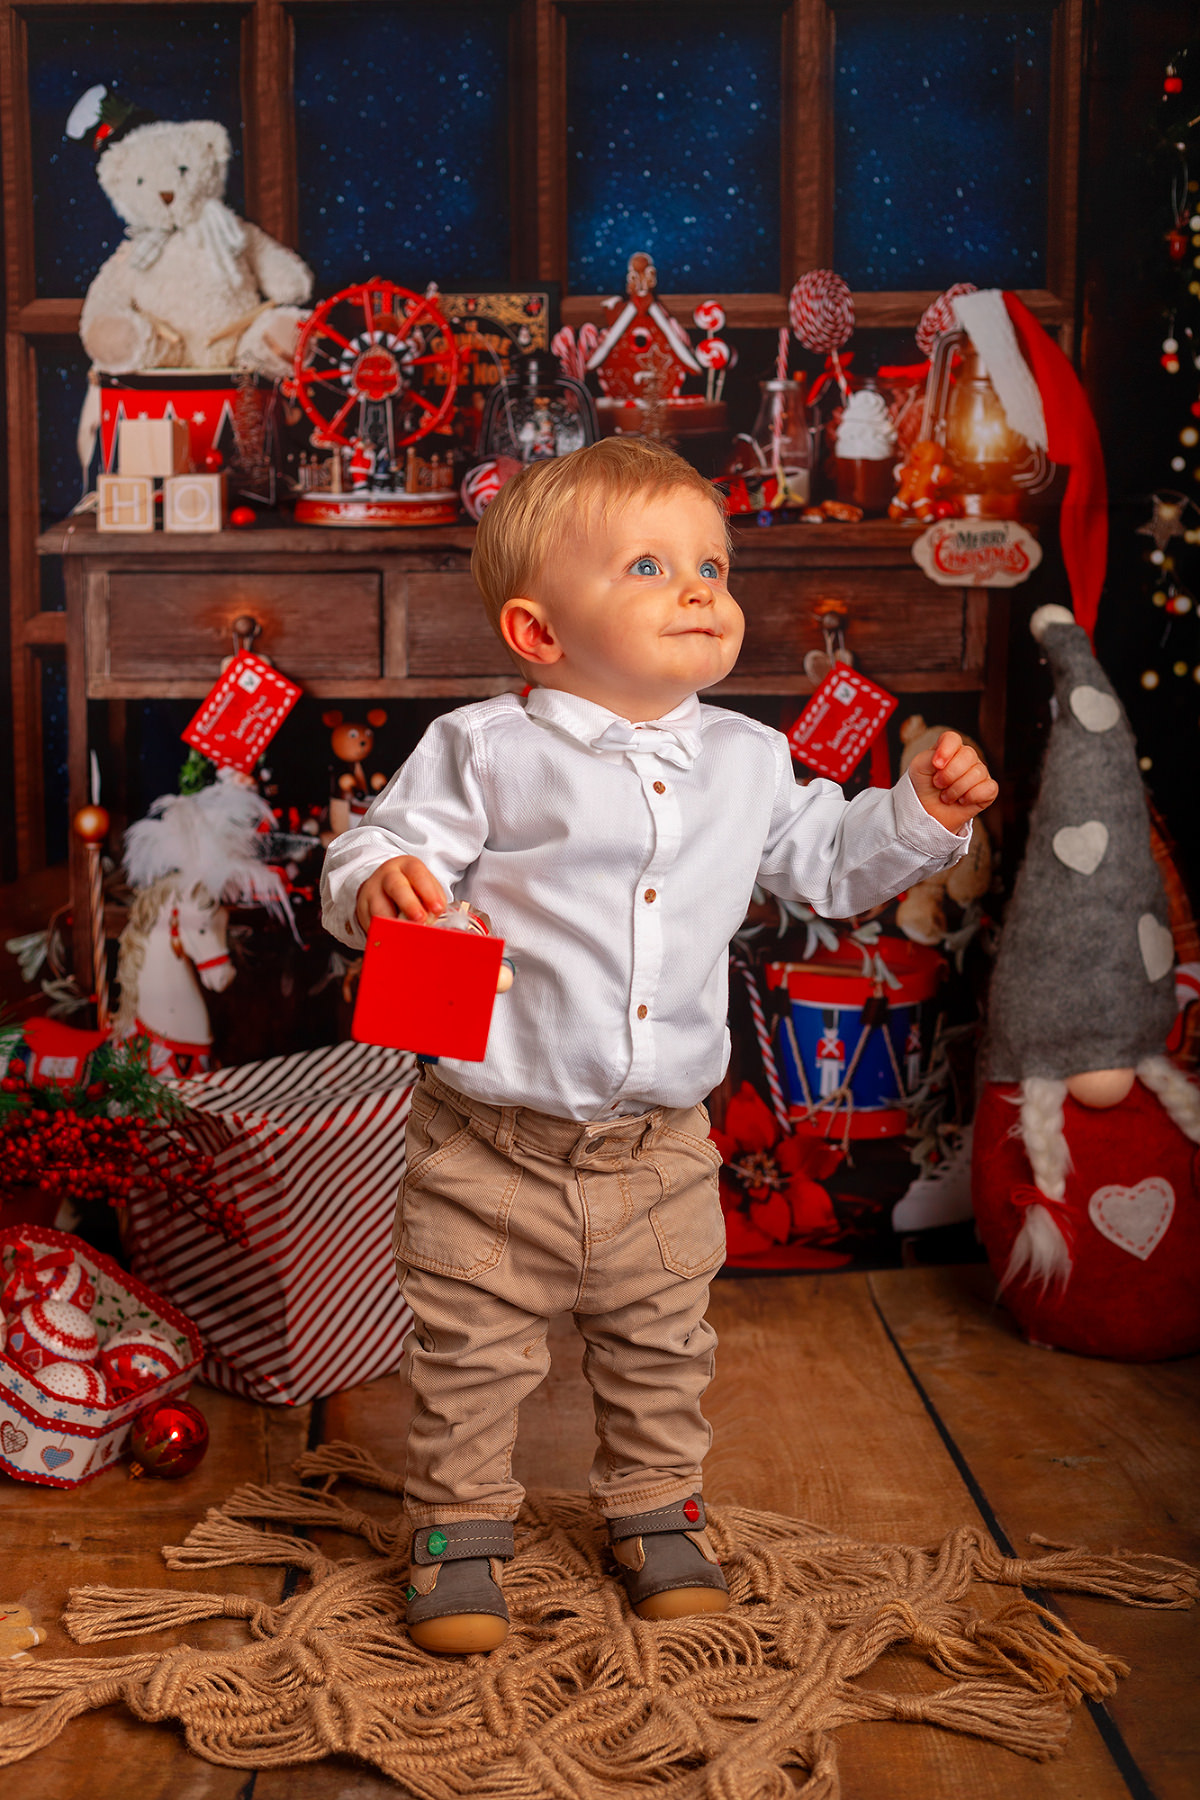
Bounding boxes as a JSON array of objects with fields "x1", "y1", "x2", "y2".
[
  {"x1": 88, "y1": 571, "x2": 382, "y2": 692},
  {"x1": 732, "y1": 568, "x2": 974, "y2": 681},
  {"x1": 401, "y1": 566, "x2": 979, "y2": 687},
  {"x1": 403, "y1": 571, "x2": 513, "y2": 676}
]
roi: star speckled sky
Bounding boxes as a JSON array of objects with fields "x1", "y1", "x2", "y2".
[
  {"x1": 566, "y1": 11, "x2": 780, "y2": 292},
  {"x1": 834, "y1": 8, "x2": 1050, "y2": 289},
  {"x1": 294, "y1": 5, "x2": 510, "y2": 293}
]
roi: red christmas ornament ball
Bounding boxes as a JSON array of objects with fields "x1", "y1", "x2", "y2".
[
  {"x1": 229, "y1": 505, "x2": 257, "y2": 528},
  {"x1": 128, "y1": 1398, "x2": 209, "y2": 1479},
  {"x1": 203, "y1": 449, "x2": 224, "y2": 471},
  {"x1": 100, "y1": 1326, "x2": 183, "y2": 1398}
]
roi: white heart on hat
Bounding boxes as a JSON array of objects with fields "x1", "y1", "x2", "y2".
[
  {"x1": 1052, "y1": 820, "x2": 1108, "y2": 876},
  {"x1": 1138, "y1": 914, "x2": 1174, "y2": 984},
  {"x1": 1069, "y1": 686, "x2": 1121, "y2": 733},
  {"x1": 1088, "y1": 1177, "x2": 1174, "y2": 1260}
]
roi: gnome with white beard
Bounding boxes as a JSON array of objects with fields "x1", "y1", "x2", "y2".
[{"x1": 971, "y1": 605, "x2": 1200, "y2": 1360}]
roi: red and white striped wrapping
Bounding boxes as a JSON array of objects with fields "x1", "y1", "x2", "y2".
[{"x1": 124, "y1": 1041, "x2": 418, "y2": 1405}]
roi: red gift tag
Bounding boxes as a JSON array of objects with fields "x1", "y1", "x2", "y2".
[
  {"x1": 787, "y1": 666, "x2": 897, "y2": 783},
  {"x1": 182, "y1": 652, "x2": 302, "y2": 774},
  {"x1": 352, "y1": 916, "x2": 505, "y2": 1061}
]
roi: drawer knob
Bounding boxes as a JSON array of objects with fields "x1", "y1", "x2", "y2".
[{"x1": 230, "y1": 614, "x2": 262, "y2": 652}]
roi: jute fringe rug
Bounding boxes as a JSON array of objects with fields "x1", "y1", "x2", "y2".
[{"x1": 0, "y1": 1441, "x2": 1195, "y2": 1797}]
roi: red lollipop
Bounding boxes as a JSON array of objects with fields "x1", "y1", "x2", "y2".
[
  {"x1": 693, "y1": 301, "x2": 726, "y2": 334},
  {"x1": 788, "y1": 270, "x2": 855, "y2": 354},
  {"x1": 916, "y1": 282, "x2": 978, "y2": 357},
  {"x1": 694, "y1": 336, "x2": 732, "y2": 370}
]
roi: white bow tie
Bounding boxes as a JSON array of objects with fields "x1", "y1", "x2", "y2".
[{"x1": 590, "y1": 718, "x2": 702, "y2": 770}]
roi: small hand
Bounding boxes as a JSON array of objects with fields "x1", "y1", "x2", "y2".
[
  {"x1": 907, "y1": 730, "x2": 998, "y2": 831},
  {"x1": 355, "y1": 855, "x2": 446, "y2": 934}
]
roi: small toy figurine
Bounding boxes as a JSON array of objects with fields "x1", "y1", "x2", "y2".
[{"x1": 324, "y1": 709, "x2": 388, "y2": 838}]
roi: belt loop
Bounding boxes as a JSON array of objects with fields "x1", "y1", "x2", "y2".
[
  {"x1": 636, "y1": 1109, "x2": 665, "y2": 1156},
  {"x1": 495, "y1": 1105, "x2": 516, "y2": 1155}
]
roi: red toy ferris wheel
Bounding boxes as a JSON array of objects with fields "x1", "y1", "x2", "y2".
[{"x1": 289, "y1": 278, "x2": 462, "y2": 525}]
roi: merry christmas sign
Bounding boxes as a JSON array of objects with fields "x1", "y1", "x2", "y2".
[{"x1": 913, "y1": 518, "x2": 1042, "y2": 587}]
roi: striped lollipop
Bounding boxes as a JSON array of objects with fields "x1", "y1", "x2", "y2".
[
  {"x1": 916, "y1": 282, "x2": 978, "y2": 356},
  {"x1": 788, "y1": 270, "x2": 855, "y2": 354}
]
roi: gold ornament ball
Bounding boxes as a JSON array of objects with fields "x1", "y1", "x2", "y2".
[
  {"x1": 1174, "y1": 660, "x2": 1189, "y2": 676},
  {"x1": 1139, "y1": 755, "x2": 1153, "y2": 771},
  {"x1": 72, "y1": 804, "x2": 111, "y2": 843},
  {"x1": 1181, "y1": 427, "x2": 1199, "y2": 448},
  {"x1": 1141, "y1": 670, "x2": 1160, "y2": 690}
]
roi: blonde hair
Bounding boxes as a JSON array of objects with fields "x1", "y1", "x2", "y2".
[{"x1": 470, "y1": 438, "x2": 728, "y2": 647}]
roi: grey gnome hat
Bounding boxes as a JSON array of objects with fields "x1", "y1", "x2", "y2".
[{"x1": 986, "y1": 605, "x2": 1176, "y2": 1083}]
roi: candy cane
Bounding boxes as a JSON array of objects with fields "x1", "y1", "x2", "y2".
[
  {"x1": 731, "y1": 954, "x2": 791, "y2": 1133},
  {"x1": 916, "y1": 282, "x2": 978, "y2": 357}
]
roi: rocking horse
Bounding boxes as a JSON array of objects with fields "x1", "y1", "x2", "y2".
[{"x1": 115, "y1": 772, "x2": 290, "y2": 1078}]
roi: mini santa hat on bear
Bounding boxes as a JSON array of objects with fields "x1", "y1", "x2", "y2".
[
  {"x1": 65, "y1": 85, "x2": 158, "y2": 159},
  {"x1": 983, "y1": 604, "x2": 1200, "y2": 1293},
  {"x1": 949, "y1": 288, "x2": 1109, "y2": 643}
]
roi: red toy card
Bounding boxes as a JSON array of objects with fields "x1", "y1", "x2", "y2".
[
  {"x1": 786, "y1": 666, "x2": 897, "y2": 783},
  {"x1": 352, "y1": 915, "x2": 505, "y2": 1061},
  {"x1": 181, "y1": 652, "x2": 302, "y2": 774}
]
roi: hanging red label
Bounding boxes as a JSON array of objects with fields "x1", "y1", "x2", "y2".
[
  {"x1": 181, "y1": 652, "x2": 302, "y2": 774},
  {"x1": 786, "y1": 665, "x2": 897, "y2": 783}
]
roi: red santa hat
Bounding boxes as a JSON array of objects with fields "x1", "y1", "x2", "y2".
[{"x1": 951, "y1": 289, "x2": 1108, "y2": 643}]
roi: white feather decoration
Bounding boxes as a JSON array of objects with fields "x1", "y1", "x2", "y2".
[{"x1": 122, "y1": 770, "x2": 290, "y2": 917}]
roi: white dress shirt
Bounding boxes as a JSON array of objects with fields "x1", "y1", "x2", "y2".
[{"x1": 321, "y1": 688, "x2": 969, "y2": 1121}]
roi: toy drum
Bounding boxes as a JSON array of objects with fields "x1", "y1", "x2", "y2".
[
  {"x1": 766, "y1": 940, "x2": 946, "y2": 1138},
  {"x1": 99, "y1": 370, "x2": 271, "y2": 474}
]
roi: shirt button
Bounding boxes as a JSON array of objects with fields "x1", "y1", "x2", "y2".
[
  {"x1": 653, "y1": 781, "x2": 666, "y2": 795},
  {"x1": 644, "y1": 888, "x2": 656, "y2": 903},
  {"x1": 636, "y1": 1004, "x2": 648, "y2": 1020}
]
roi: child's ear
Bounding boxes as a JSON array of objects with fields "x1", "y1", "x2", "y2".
[{"x1": 499, "y1": 599, "x2": 563, "y2": 667}]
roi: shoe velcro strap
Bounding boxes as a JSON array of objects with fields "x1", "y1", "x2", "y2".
[
  {"x1": 412, "y1": 1521, "x2": 515, "y2": 1566},
  {"x1": 608, "y1": 1495, "x2": 706, "y2": 1542}
]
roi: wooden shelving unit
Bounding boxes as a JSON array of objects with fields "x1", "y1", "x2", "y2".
[{"x1": 4, "y1": 0, "x2": 1086, "y2": 873}]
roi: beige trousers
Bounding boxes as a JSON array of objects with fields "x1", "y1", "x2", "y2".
[{"x1": 394, "y1": 1066, "x2": 727, "y2": 1527}]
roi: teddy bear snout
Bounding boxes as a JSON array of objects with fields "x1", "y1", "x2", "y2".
[{"x1": 159, "y1": 189, "x2": 175, "y2": 206}]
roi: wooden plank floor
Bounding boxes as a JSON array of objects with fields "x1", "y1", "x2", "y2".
[{"x1": 4, "y1": 1269, "x2": 1197, "y2": 1799}]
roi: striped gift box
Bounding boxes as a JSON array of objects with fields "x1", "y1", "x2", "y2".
[{"x1": 124, "y1": 1041, "x2": 417, "y2": 1405}]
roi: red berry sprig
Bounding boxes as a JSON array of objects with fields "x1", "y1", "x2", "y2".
[{"x1": 0, "y1": 1054, "x2": 247, "y2": 1246}]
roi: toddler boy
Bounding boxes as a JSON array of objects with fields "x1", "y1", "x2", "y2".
[{"x1": 321, "y1": 438, "x2": 996, "y2": 1654}]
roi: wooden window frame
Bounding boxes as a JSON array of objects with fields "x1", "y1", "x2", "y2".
[{"x1": 1, "y1": 0, "x2": 1084, "y2": 874}]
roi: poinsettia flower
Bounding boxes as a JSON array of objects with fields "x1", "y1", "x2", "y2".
[{"x1": 711, "y1": 1081, "x2": 845, "y2": 1249}]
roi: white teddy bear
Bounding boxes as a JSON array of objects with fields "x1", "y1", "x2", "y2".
[{"x1": 70, "y1": 87, "x2": 312, "y2": 380}]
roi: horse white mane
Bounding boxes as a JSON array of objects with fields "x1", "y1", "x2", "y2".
[{"x1": 122, "y1": 770, "x2": 289, "y2": 914}]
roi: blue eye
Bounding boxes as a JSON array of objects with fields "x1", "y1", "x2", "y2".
[
  {"x1": 700, "y1": 560, "x2": 720, "y2": 580},
  {"x1": 634, "y1": 556, "x2": 661, "y2": 576}
]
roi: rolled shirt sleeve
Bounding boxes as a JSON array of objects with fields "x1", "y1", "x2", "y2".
[
  {"x1": 755, "y1": 735, "x2": 971, "y2": 919},
  {"x1": 320, "y1": 711, "x2": 490, "y2": 948}
]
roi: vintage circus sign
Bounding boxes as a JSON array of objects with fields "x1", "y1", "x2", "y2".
[{"x1": 912, "y1": 518, "x2": 1042, "y2": 587}]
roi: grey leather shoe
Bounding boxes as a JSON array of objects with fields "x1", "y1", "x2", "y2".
[
  {"x1": 608, "y1": 1494, "x2": 729, "y2": 1619},
  {"x1": 404, "y1": 1518, "x2": 514, "y2": 1654}
]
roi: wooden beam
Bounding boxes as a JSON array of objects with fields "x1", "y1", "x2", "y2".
[
  {"x1": 562, "y1": 288, "x2": 1070, "y2": 332},
  {"x1": 535, "y1": 0, "x2": 567, "y2": 288},
  {"x1": 242, "y1": 0, "x2": 296, "y2": 246},
  {"x1": 788, "y1": 0, "x2": 834, "y2": 281},
  {"x1": 1047, "y1": 0, "x2": 1086, "y2": 358},
  {"x1": 12, "y1": 298, "x2": 83, "y2": 334},
  {"x1": 21, "y1": 612, "x2": 68, "y2": 646},
  {"x1": 6, "y1": 328, "x2": 44, "y2": 873}
]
